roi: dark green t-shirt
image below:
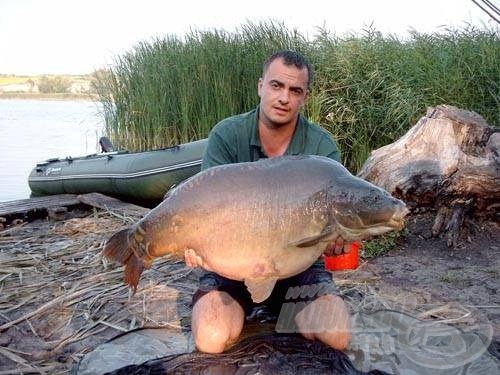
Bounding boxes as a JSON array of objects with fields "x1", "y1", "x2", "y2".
[{"x1": 202, "y1": 107, "x2": 340, "y2": 170}]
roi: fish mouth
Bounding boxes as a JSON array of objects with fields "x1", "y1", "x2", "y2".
[
  {"x1": 338, "y1": 222, "x2": 404, "y2": 241},
  {"x1": 383, "y1": 206, "x2": 409, "y2": 231},
  {"x1": 390, "y1": 206, "x2": 410, "y2": 228},
  {"x1": 336, "y1": 206, "x2": 409, "y2": 240}
]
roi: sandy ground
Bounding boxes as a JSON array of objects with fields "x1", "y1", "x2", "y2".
[{"x1": 341, "y1": 212, "x2": 499, "y2": 342}]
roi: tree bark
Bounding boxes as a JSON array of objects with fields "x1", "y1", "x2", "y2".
[{"x1": 358, "y1": 104, "x2": 499, "y2": 246}]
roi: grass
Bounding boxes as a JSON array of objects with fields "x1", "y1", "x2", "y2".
[
  {"x1": 440, "y1": 271, "x2": 462, "y2": 283},
  {"x1": 362, "y1": 228, "x2": 408, "y2": 258},
  {"x1": 95, "y1": 21, "x2": 500, "y2": 173}
]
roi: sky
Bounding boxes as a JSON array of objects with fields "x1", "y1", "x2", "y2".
[{"x1": 0, "y1": 0, "x2": 496, "y2": 75}]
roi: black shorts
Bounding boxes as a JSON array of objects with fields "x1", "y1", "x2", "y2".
[{"x1": 192, "y1": 260, "x2": 339, "y2": 316}]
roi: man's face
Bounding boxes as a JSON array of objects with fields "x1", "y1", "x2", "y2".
[{"x1": 258, "y1": 58, "x2": 310, "y2": 129}]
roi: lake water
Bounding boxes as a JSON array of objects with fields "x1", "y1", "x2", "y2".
[{"x1": 0, "y1": 99, "x2": 104, "y2": 202}]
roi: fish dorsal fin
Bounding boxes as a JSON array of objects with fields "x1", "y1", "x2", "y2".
[
  {"x1": 244, "y1": 277, "x2": 279, "y2": 303},
  {"x1": 287, "y1": 226, "x2": 333, "y2": 248}
]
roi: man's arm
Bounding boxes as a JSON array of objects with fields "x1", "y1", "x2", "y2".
[
  {"x1": 325, "y1": 147, "x2": 341, "y2": 163},
  {"x1": 201, "y1": 128, "x2": 236, "y2": 170},
  {"x1": 316, "y1": 133, "x2": 352, "y2": 255},
  {"x1": 316, "y1": 133, "x2": 341, "y2": 162}
]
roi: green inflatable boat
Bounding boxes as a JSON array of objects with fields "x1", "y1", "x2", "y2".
[{"x1": 28, "y1": 138, "x2": 207, "y2": 203}]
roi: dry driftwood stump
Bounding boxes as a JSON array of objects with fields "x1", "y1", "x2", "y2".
[{"x1": 358, "y1": 104, "x2": 499, "y2": 247}]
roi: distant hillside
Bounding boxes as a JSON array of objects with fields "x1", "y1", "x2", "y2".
[{"x1": 0, "y1": 74, "x2": 97, "y2": 99}]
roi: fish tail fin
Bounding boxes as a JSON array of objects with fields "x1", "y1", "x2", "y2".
[
  {"x1": 103, "y1": 228, "x2": 132, "y2": 264},
  {"x1": 124, "y1": 255, "x2": 145, "y2": 293},
  {"x1": 103, "y1": 227, "x2": 147, "y2": 292}
]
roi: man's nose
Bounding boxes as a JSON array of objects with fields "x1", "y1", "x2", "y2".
[{"x1": 278, "y1": 89, "x2": 290, "y2": 103}]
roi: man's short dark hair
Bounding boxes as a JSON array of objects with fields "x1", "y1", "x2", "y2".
[{"x1": 263, "y1": 50, "x2": 314, "y2": 90}]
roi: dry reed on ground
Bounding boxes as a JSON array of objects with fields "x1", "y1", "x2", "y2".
[{"x1": 0, "y1": 211, "x2": 196, "y2": 374}]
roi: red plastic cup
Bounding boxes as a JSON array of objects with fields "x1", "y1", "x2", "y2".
[{"x1": 324, "y1": 241, "x2": 360, "y2": 271}]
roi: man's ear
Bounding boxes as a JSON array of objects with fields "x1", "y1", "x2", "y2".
[
  {"x1": 257, "y1": 78, "x2": 263, "y2": 97},
  {"x1": 304, "y1": 89, "x2": 311, "y2": 101},
  {"x1": 300, "y1": 89, "x2": 310, "y2": 107}
]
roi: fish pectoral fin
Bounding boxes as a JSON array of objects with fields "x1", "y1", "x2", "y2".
[
  {"x1": 287, "y1": 229, "x2": 332, "y2": 248},
  {"x1": 287, "y1": 205, "x2": 332, "y2": 248},
  {"x1": 244, "y1": 278, "x2": 279, "y2": 303}
]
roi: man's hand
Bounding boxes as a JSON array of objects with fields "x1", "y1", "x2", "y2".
[
  {"x1": 324, "y1": 235, "x2": 352, "y2": 256},
  {"x1": 184, "y1": 249, "x2": 196, "y2": 268},
  {"x1": 184, "y1": 249, "x2": 213, "y2": 271}
]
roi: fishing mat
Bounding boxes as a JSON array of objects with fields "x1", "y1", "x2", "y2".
[{"x1": 73, "y1": 308, "x2": 499, "y2": 375}]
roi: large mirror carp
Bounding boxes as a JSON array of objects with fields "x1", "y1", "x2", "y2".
[{"x1": 104, "y1": 155, "x2": 408, "y2": 302}]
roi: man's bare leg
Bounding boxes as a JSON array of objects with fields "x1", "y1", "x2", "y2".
[
  {"x1": 191, "y1": 290, "x2": 245, "y2": 353},
  {"x1": 295, "y1": 294, "x2": 351, "y2": 350}
]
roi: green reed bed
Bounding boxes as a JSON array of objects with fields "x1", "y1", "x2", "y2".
[
  {"x1": 310, "y1": 26, "x2": 500, "y2": 171},
  {"x1": 96, "y1": 22, "x2": 499, "y2": 172},
  {"x1": 96, "y1": 22, "x2": 308, "y2": 150}
]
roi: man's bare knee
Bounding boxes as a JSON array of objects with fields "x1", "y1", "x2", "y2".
[
  {"x1": 192, "y1": 291, "x2": 244, "y2": 353},
  {"x1": 194, "y1": 322, "x2": 231, "y2": 354},
  {"x1": 295, "y1": 294, "x2": 351, "y2": 350}
]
